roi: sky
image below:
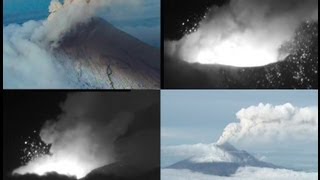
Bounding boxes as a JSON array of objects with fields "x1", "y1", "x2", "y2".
[
  {"x1": 3, "y1": 92, "x2": 66, "y2": 176},
  {"x1": 3, "y1": 0, "x2": 160, "y2": 47},
  {"x1": 161, "y1": 90, "x2": 318, "y2": 145},
  {"x1": 164, "y1": 0, "x2": 228, "y2": 40},
  {"x1": 161, "y1": 90, "x2": 318, "y2": 171}
]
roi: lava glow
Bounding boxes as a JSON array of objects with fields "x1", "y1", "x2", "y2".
[
  {"x1": 166, "y1": 0, "x2": 318, "y2": 68},
  {"x1": 169, "y1": 29, "x2": 283, "y2": 67},
  {"x1": 167, "y1": 19, "x2": 289, "y2": 67},
  {"x1": 194, "y1": 36, "x2": 278, "y2": 67},
  {"x1": 13, "y1": 128, "x2": 112, "y2": 179},
  {"x1": 13, "y1": 134, "x2": 91, "y2": 179},
  {"x1": 13, "y1": 154, "x2": 93, "y2": 179},
  {"x1": 20, "y1": 133, "x2": 51, "y2": 165}
]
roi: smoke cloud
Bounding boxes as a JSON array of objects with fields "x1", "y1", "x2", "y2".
[
  {"x1": 165, "y1": 0, "x2": 318, "y2": 67},
  {"x1": 161, "y1": 103, "x2": 318, "y2": 172},
  {"x1": 13, "y1": 91, "x2": 159, "y2": 179},
  {"x1": 217, "y1": 103, "x2": 318, "y2": 145},
  {"x1": 3, "y1": 21, "x2": 70, "y2": 88},
  {"x1": 162, "y1": 167, "x2": 318, "y2": 180},
  {"x1": 3, "y1": 0, "x2": 144, "y2": 89},
  {"x1": 42, "y1": 0, "x2": 142, "y2": 46}
]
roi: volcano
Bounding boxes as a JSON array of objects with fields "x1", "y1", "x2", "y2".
[
  {"x1": 164, "y1": 21, "x2": 318, "y2": 89},
  {"x1": 53, "y1": 17, "x2": 160, "y2": 89},
  {"x1": 165, "y1": 143, "x2": 283, "y2": 176}
]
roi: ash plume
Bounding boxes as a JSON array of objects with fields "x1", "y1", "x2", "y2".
[
  {"x1": 3, "y1": 0, "x2": 158, "y2": 89},
  {"x1": 166, "y1": 0, "x2": 318, "y2": 67},
  {"x1": 38, "y1": 0, "x2": 143, "y2": 47},
  {"x1": 13, "y1": 91, "x2": 159, "y2": 179},
  {"x1": 217, "y1": 103, "x2": 318, "y2": 145}
]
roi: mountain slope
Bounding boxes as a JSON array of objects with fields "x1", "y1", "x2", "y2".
[
  {"x1": 54, "y1": 17, "x2": 160, "y2": 89},
  {"x1": 166, "y1": 143, "x2": 283, "y2": 176}
]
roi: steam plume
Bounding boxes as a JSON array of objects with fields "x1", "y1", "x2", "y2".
[
  {"x1": 217, "y1": 103, "x2": 318, "y2": 145},
  {"x1": 166, "y1": 0, "x2": 318, "y2": 67},
  {"x1": 3, "y1": 0, "x2": 144, "y2": 88},
  {"x1": 13, "y1": 92, "x2": 158, "y2": 179},
  {"x1": 38, "y1": 0, "x2": 142, "y2": 46}
]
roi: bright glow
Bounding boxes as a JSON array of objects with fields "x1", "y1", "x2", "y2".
[
  {"x1": 195, "y1": 36, "x2": 277, "y2": 67},
  {"x1": 167, "y1": 28, "x2": 285, "y2": 67},
  {"x1": 12, "y1": 124, "x2": 115, "y2": 179},
  {"x1": 165, "y1": 0, "x2": 318, "y2": 68},
  {"x1": 13, "y1": 153, "x2": 105, "y2": 179}
]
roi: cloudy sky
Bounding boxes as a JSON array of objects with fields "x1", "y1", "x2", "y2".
[
  {"x1": 3, "y1": 0, "x2": 160, "y2": 47},
  {"x1": 161, "y1": 90, "x2": 318, "y2": 171}
]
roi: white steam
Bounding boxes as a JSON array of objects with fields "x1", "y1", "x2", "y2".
[
  {"x1": 9, "y1": 0, "x2": 142, "y2": 48},
  {"x1": 3, "y1": 0, "x2": 142, "y2": 89},
  {"x1": 44, "y1": 0, "x2": 142, "y2": 46},
  {"x1": 217, "y1": 103, "x2": 318, "y2": 145},
  {"x1": 161, "y1": 103, "x2": 318, "y2": 171},
  {"x1": 12, "y1": 92, "x2": 156, "y2": 178},
  {"x1": 162, "y1": 167, "x2": 318, "y2": 180},
  {"x1": 165, "y1": 0, "x2": 318, "y2": 67},
  {"x1": 13, "y1": 115, "x2": 131, "y2": 178},
  {"x1": 3, "y1": 21, "x2": 69, "y2": 88}
]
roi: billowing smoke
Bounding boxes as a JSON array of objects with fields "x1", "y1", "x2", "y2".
[
  {"x1": 217, "y1": 103, "x2": 318, "y2": 145},
  {"x1": 12, "y1": 92, "x2": 159, "y2": 179},
  {"x1": 165, "y1": 0, "x2": 318, "y2": 67},
  {"x1": 3, "y1": 21, "x2": 70, "y2": 88},
  {"x1": 42, "y1": 0, "x2": 142, "y2": 46},
  {"x1": 3, "y1": 0, "x2": 143, "y2": 88}
]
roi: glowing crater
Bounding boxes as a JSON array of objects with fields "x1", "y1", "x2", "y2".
[
  {"x1": 194, "y1": 39, "x2": 278, "y2": 67},
  {"x1": 13, "y1": 153, "x2": 95, "y2": 179},
  {"x1": 177, "y1": 31, "x2": 282, "y2": 67}
]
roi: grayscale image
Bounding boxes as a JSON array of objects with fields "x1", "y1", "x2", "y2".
[
  {"x1": 164, "y1": 0, "x2": 318, "y2": 88},
  {"x1": 4, "y1": 91, "x2": 160, "y2": 180}
]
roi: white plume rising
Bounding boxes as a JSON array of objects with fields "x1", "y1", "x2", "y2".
[
  {"x1": 43, "y1": 0, "x2": 142, "y2": 47},
  {"x1": 217, "y1": 103, "x2": 318, "y2": 145},
  {"x1": 12, "y1": 92, "x2": 155, "y2": 178}
]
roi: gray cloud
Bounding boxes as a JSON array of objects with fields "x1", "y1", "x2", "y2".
[{"x1": 217, "y1": 103, "x2": 318, "y2": 146}]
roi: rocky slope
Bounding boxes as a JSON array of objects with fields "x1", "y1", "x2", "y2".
[{"x1": 54, "y1": 17, "x2": 160, "y2": 89}]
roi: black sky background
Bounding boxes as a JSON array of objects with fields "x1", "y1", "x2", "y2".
[
  {"x1": 164, "y1": 0, "x2": 229, "y2": 40},
  {"x1": 3, "y1": 91, "x2": 161, "y2": 180},
  {"x1": 163, "y1": 0, "x2": 318, "y2": 89},
  {"x1": 3, "y1": 92, "x2": 67, "y2": 176}
]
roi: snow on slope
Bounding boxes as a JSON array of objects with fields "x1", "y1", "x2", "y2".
[
  {"x1": 165, "y1": 143, "x2": 282, "y2": 176},
  {"x1": 54, "y1": 17, "x2": 160, "y2": 89},
  {"x1": 4, "y1": 17, "x2": 160, "y2": 89}
]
